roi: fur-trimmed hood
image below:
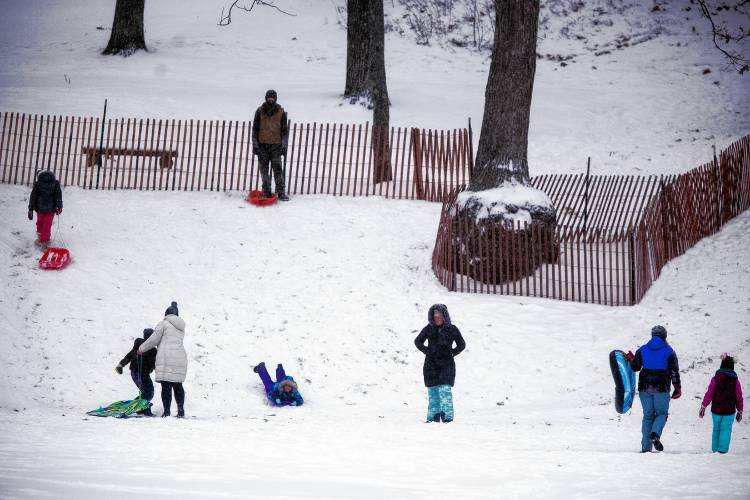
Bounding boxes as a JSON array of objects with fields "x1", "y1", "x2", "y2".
[
  {"x1": 277, "y1": 377, "x2": 298, "y2": 392},
  {"x1": 427, "y1": 304, "x2": 452, "y2": 327}
]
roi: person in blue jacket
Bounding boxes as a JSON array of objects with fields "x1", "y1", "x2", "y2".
[
  {"x1": 627, "y1": 325, "x2": 681, "y2": 453},
  {"x1": 252, "y1": 362, "x2": 304, "y2": 407}
]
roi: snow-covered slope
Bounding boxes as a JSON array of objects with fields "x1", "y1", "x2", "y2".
[
  {"x1": 0, "y1": 0, "x2": 747, "y2": 176},
  {"x1": 0, "y1": 184, "x2": 748, "y2": 498}
]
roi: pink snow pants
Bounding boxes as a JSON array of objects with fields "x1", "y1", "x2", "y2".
[{"x1": 36, "y1": 211, "x2": 55, "y2": 243}]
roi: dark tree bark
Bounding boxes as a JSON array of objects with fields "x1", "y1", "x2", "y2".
[
  {"x1": 102, "y1": 0, "x2": 147, "y2": 56},
  {"x1": 471, "y1": 0, "x2": 539, "y2": 190},
  {"x1": 367, "y1": 0, "x2": 391, "y2": 183},
  {"x1": 344, "y1": 0, "x2": 371, "y2": 98}
]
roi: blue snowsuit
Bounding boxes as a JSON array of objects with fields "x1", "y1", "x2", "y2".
[{"x1": 256, "y1": 363, "x2": 304, "y2": 407}]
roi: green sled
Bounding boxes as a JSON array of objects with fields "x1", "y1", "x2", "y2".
[{"x1": 87, "y1": 393, "x2": 152, "y2": 418}]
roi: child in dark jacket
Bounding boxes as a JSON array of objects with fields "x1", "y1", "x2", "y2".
[
  {"x1": 699, "y1": 354, "x2": 744, "y2": 453},
  {"x1": 116, "y1": 328, "x2": 158, "y2": 415},
  {"x1": 253, "y1": 362, "x2": 304, "y2": 407},
  {"x1": 27, "y1": 170, "x2": 63, "y2": 246}
]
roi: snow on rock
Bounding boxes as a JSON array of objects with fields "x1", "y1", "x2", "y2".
[{"x1": 456, "y1": 181, "x2": 555, "y2": 225}]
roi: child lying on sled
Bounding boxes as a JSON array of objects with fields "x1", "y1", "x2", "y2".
[{"x1": 252, "y1": 362, "x2": 304, "y2": 407}]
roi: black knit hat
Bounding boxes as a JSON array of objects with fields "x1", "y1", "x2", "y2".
[
  {"x1": 143, "y1": 328, "x2": 154, "y2": 340},
  {"x1": 720, "y1": 353, "x2": 735, "y2": 370},
  {"x1": 651, "y1": 325, "x2": 667, "y2": 339},
  {"x1": 165, "y1": 301, "x2": 179, "y2": 316},
  {"x1": 265, "y1": 89, "x2": 277, "y2": 100}
]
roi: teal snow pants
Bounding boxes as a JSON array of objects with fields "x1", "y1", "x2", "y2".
[
  {"x1": 426, "y1": 385, "x2": 454, "y2": 422},
  {"x1": 711, "y1": 413, "x2": 735, "y2": 453}
]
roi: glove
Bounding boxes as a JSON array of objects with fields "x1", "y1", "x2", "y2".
[
  {"x1": 115, "y1": 365, "x2": 123, "y2": 375},
  {"x1": 699, "y1": 406, "x2": 705, "y2": 418},
  {"x1": 624, "y1": 351, "x2": 634, "y2": 363},
  {"x1": 738, "y1": 412, "x2": 743, "y2": 423},
  {"x1": 291, "y1": 401, "x2": 297, "y2": 406},
  {"x1": 671, "y1": 385, "x2": 682, "y2": 400},
  {"x1": 28, "y1": 211, "x2": 33, "y2": 221},
  {"x1": 56, "y1": 207, "x2": 62, "y2": 215},
  {"x1": 281, "y1": 147, "x2": 288, "y2": 157},
  {"x1": 275, "y1": 398, "x2": 281, "y2": 405},
  {"x1": 252, "y1": 143, "x2": 259, "y2": 156}
]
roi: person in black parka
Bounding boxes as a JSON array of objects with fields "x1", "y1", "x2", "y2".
[
  {"x1": 27, "y1": 170, "x2": 63, "y2": 246},
  {"x1": 414, "y1": 304, "x2": 465, "y2": 423},
  {"x1": 116, "y1": 328, "x2": 157, "y2": 416}
]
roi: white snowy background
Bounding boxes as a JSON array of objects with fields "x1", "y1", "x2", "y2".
[{"x1": 0, "y1": 1, "x2": 748, "y2": 499}]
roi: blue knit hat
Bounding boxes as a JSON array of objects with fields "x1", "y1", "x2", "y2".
[{"x1": 165, "y1": 301, "x2": 179, "y2": 316}]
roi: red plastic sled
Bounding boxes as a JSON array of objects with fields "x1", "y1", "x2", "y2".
[
  {"x1": 247, "y1": 190, "x2": 278, "y2": 207},
  {"x1": 39, "y1": 247, "x2": 71, "y2": 270}
]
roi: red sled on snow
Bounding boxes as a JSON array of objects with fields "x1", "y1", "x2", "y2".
[
  {"x1": 39, "y1": 247, "x2": 71, "y2": 270},
  {"x1": 247, "y1": 190, "x2": 278, "y2": 207}
]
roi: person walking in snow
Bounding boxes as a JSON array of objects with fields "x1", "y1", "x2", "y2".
[
  {"x1": 627, "y1": 325, "x2": 681, "y2": 452},
  {"x1": 138, "y1": 302, "x2": 188, "y2": 418},
  {"x1": 699, "y1": 353, "x2": 743, "y2": 453},
  {"x1": 252, "y1": 89, "x2": 289, "y2": 201},
  {"x1": 27, "y1": 170, "x2": 63, "y2": 247},
  {"x1": 115, "y1": 328, "x2": 157, "y2": 416},
  {"x1": 252, "y1": 362, "x2": 304, "y2": 407},
  {"x1": 414, "y1": 304, "x2": 466, "y2": 423}
]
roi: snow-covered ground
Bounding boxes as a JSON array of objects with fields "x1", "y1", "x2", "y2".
[
  {"x1": 0, "y1": 0, "x2": 748, "y2": 177},
  {"x1": 0, "y1": 185, "x2": 749, "y2": 499},
  {"x1": 1, "y1": 0, "x2": 749, "y2": 498}
]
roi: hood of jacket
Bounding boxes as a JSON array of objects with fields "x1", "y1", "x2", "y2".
[
  {"x1": 164, "y1": 314, "x2": 185, "y2": 332},
  {"x1": 716, "y1": 368, "x2": 738, "y2": 379},
  {"x1": 644, "y1": 336, "x2": 669, "y2": 351},
  {"x1": 427, "y1": 304, "x2": 452, "y2": 327},
  {"x1": 277, "y1": 377, "x2": 298, "y2": 392}
]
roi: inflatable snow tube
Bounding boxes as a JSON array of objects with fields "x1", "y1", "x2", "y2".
[{"x1": 609, "y1": 349, "x2": 636, "y2": 414}]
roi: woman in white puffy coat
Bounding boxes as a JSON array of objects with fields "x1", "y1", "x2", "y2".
[{"x1": 138, "y1": 301, "x2": 187, "y2": 417}]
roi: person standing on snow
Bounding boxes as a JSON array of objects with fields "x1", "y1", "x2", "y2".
[
  {"x1": 138, "y1": 302, "x2": 188, "y2": 418},
  {"x1": 626, "y1": 325, "x2": 681, "y2": 452},
  {"x1": 414, "y1": 304, "x2": 466, "y2": 423},
  {"x1": 116, "y1": 328, "x2": 157, "y2": 416},
  {"x1": 252, "y1": 89, "x2": 289, "y2": 201},
  {"x1": 252, "y1": 362, "x2": 304, "y2": 407},
  {"x1": 27, "y1": 170, "x2": 63, "y2": 247},
  {"x1": 699, "y1": 353, "x2": 743, "y2": 453}
]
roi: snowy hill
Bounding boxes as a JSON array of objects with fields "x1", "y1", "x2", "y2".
[
  {"x1": 1, "y1": 0, "x2": 749, "y2": 498},
  {"x1": 1, "y1": 184, "x2": 749, "y2": 498}
]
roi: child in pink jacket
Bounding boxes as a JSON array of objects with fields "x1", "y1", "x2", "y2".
[{"x1": 699, "y1": 354, "x2": 743, "y2": 453}]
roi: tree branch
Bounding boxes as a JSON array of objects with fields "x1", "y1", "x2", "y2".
[
  {"x1": 696, "y1": 0, "x2": 750, "y2": 74},
  {"x1": 219, "y1": 0, "x2": 296, "y2": 26}
]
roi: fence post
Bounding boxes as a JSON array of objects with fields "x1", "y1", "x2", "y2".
[
  {"x1": 95, "y1": 99, "x2": 107, "y2": 190},
  {"x1": 584, "y1": 157, "x2": 590, "y2": 234},
  {"x1": 628, "y1": 224, "x2": 636, "y2": 305}
]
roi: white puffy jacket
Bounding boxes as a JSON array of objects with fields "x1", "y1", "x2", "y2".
[{"x1": 138, "y1": 315, "x2": 187, "y2": 383}]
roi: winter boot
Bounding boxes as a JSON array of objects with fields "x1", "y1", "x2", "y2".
[
  {"x1": 650, "y1": 432, "x2": 664, "y2": 452},
  {"x1": 253, "y1": 362, "x2": 265, "y2": 374},
  {"x1": 262, "y1": 190, "x2": 273, "y2": 199},
  {"x1": 278, "y1": 192, "x2": 290, "y2": 201},
  {"x1": 440, "y1": 411, "x2": 452, "y2": 423},
  {"x1": 177, "y1": 406, "x2": 185, "y2": 418},
  {"x1": 161, "y1": 410, "x2": 171, "y2": 418}
]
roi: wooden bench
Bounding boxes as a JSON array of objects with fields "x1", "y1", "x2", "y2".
[{"x1": 82, "y1": 146, "x2": 178, "y2": 169}]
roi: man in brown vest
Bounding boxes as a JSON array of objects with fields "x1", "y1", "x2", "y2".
[{"x1": 252, "y1": 89, "x2": 289, "y2": 201}]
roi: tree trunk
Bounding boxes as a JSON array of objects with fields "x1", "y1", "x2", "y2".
[
  {"x1": 103, "y1": 0, "x2": 147, "y2": 56},
  {"x1": 344, "y1": 0, "x2": 370, "y2": 98},
  {"x1": 368, "y1": 0, "x2": 391, "y2": 183},
  {"x1": 471, "y1": 0, "x2": 539, "y2": 190}
]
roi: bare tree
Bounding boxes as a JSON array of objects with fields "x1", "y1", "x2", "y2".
[
  {"x1": 102, "y1": 0, "x2": 147, "y2": 56},
  {"x1": 695, "y1": 0, "x2": 750, "y2": 74},
  {"x1": 345, "y1": 0, "x2": 370, "y2": 98},
  {"x1": 471, "y1": 0, "x2": 540, "y2": 190},
  {"x1": 218, "y1": 0, "x2": 296, "y2": 26}
]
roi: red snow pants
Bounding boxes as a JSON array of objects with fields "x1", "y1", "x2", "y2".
[{"x1": 36, "y1": 211, "x2": 55, "y2": 243}]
